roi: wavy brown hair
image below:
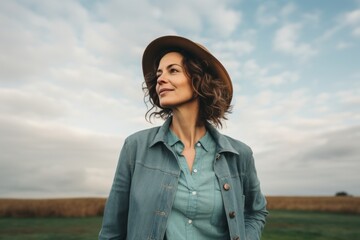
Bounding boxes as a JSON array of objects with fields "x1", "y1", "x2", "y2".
[{"x1": 143, "y1": 49, "x2": 232, "y2": 128}]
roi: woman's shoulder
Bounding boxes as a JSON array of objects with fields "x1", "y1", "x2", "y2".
[
  {"x1": 124, "y1": 125, "x2": 162, "y2": 143},
  {"x1": 222, "y1": 134, "x2": 253, "y2": 155}
]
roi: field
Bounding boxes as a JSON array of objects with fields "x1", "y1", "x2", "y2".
[
  {"x1": 262, "y1": 210, "x2": 360, "y2": 240},
  {"x1": 0, "y1": 198, "x2": 105, "y2": 217},
  {"x1": 0, "y1": 217, "x2": 101, "y2": 240},
  {"x1": 0, "y1": 211, "x2": 359, "y2": 239},
  {"x1": 0, "y1": 196, "x2": 359, "y2": 239},
  {"x1": 266, "y1": 196, "x2": 360, "y2": 213}
]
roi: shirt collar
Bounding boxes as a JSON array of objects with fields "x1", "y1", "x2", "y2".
[
  {"x1": 149, "y1": 117, "x2": 172, "y2": 147},
  {"x1": 150, "y1": 117, "x2": 239, "y2": 155},
  {"x1": 167, "y1": 128, "x2": 181, "y2": 147},
  {"x1": 167, "y1": 127, "x2": 213, "y2": 151},
  {"x1": 197, "y1": 131, "x2": 213, "y2": 152}
]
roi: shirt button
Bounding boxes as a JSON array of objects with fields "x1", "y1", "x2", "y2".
[
  {"x1": 192, "y1": 191, "x2": 197, "y2": 195},
  {"x1": 223, "y1": 183, "x2": 231, "y2": 191},
  {"x1": 216, "y1": 154, "x2": 221, "y2": 160},
  {"x1": 196, "y1": 142, "x2": 201, "y2": 147},
  {"x1": 188, "y1": 219, "x2": 192, "y2": 224},
  {"x1": 193, "y1": 169, "x2": 198, "y2": 173},
  {"x1": 229, "y1": 211, "x2": 236, "y2": 218}
]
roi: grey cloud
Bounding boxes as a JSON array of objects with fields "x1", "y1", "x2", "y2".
[
  {"x1": 0, "y1": 88, "x2": 68, "y2": 120},
  {"x1": 0, "y1": 116, "x2": 123, "y2": 197},
  {"x1": 301, "y1": 126, "x2": 360, "y2": 162},
  {"x1": 253, "y1": 125, "x2": 360, "y2": 196}
]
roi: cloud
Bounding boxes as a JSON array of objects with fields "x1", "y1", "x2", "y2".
[
  {"x1": 258, "y1": 71, "x2": 299, "y2": 86},
  {"x1": 301, "y1": 126, "x2": 360, "y2": 163},
  {"x1": 317, "y1": 8, "x2": 360, "y2": 42},
  {"x1": 226, "y1": 88, "x2": 360, "y2": 196},
  {"x1": 241, "y1": 59, "x2": 299, "y2": 86},
  {"x1": 344, "y1": 8, "x2": 360, "y2": 25},
  {"x1": 0, "y1": 88, "x2": 69, "y2": 120},
  {"x1": 204, "y1": 3, "x2": 241, "y2": 37},
  {"x1": 336, "y1": 41, "x2": 352, "y2": 49},
  {"x1": 280, "y1": 3, "x2": 297, "y2": 17},
  {"x1": 0, "y1": 1, "x2": 92, "y2": 81},
  {"x1": 0, "y1": 116, "x2": 122, "y2": 197},
  {"x1": 213, "y1": 40, "x2": 254, "y2": 55},
  {"x1": 352, "y1": 27, "x2": 360, "y2": 37},
  {"x1": 336, "y1": 89, "x2": 360, "y2": 106},
  {"x1": 256, "y1": 4, "x2": 278, "y2": 26},
  {"x1": 273, "y1": 23, "x2": 317, "y2": 59},
  {"x1": 256, "y1": 2, "x2": 298, "y2": 26},
  {"x1": 343, "y1": 8, "x2": 360, "y2": 38}
]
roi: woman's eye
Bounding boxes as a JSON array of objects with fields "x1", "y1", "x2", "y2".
[{"x1": 170, "y1": 68, "x2": 179, "y2": 73}]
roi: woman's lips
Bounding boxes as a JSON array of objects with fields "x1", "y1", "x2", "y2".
[{"x1": 159, "y1": 88, "x2": 173, "y2": 95}]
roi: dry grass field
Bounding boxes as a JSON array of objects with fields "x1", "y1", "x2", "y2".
[
  {"x1": 0, "y1": 198, "x2": 106, "y2": 217},
  {"x1": 266, "y1": 196, "x2": 360, "y2": 214},
  {"x1": 0, "y1": 196, "x2": 359, "y2": 217}
]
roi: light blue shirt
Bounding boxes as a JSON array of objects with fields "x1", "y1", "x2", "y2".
[{"x1": 165, "y1": 129, "x2": 230, "y2": 240}]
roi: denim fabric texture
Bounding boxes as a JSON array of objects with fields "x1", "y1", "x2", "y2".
[{"x1": 99, "y1": 117, "x2": 268, "y2": 240}]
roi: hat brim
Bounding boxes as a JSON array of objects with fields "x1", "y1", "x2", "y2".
[{"x1": 142, "y1": 35, "x2": 232, "y2": 102}]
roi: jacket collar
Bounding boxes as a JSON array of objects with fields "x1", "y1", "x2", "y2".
[{"x1": 150, "y1": 117, "x2": 239, "y2": 155}]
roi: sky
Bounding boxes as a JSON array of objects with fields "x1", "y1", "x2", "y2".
[{"x1": 0, "y1": 0, "x2": 359, "y2": 198}]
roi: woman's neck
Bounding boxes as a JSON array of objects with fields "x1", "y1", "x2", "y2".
[{"x1": 170, "y1": 106, "x2": 206, "y2": 148}]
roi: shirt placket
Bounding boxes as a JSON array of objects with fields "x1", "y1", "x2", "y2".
[{"x1": 175, "y1": 141, "x2": 205, "y2": 239}]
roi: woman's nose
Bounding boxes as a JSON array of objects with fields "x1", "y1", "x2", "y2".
[{"x1": 157, "y1": 73, "x2": 167, "y2": 84}]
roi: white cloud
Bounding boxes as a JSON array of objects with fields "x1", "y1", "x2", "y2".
[
  {"x1": 301, "y1": 11, "x2": 321, "y2": 26},
  {"x1": 336, "y1": 41, "x2": 352, "y2": 49},
  {"x1": 206, "y1": 5, "x2": 241, "y2": 36},
  {"x1": 280, "y1": 3, "x2": 297, "y2": 17},
  {"x1": 273, "y1": 23, "x2": 317, "y2": 59},
  {"x1": 256, "y1": 3, "x2": 278, "y2": 26},
  {"x1": 317, "y1": 8, "x2": 360, "y2": 42},
  {"x1": 336, "y1": 89, "x2": 360, "y2": 105},
  {"x1": 241, "y1": 59, "x2": 299, "y2": 86},
  {"x1": 0, "y1": 88, "x2": 69, "y2": 120},
  {"x1": 344, "y1": 9, "x2": 360, "y2": 25},
  {"x1": 213, "y1": 40, "x2": 255, "y2": 55},
  {"x1": 343, "y1": 9, "x2": 360, "y2": 38},
  {"x1": 258, "y1": 71, "x2": 299, "y2": 86},
  {"x1": 256, "y1": 2, "x2": 298, "y2": 26},
  {"x1": 352, "y1": 27, "x2": 360, "y2": 37},
  {"x1": 242, "y1": 59, "x2": 268, "y2": 77}
]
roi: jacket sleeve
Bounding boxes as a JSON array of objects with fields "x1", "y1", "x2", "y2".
[
  {"x1": 243, "y1": 150, "x2": 268, "y2": 240},
  {"x1": 99, "y1": 139, "x2": 134, "y2": 240}
]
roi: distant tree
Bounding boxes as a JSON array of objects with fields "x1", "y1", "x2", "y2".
[{"x1": 335, "y1": 191, "x2": 349, "y2": 196}]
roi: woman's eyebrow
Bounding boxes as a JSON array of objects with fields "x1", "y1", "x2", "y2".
[
  {"x1": 167, "y1": 63, "x2": 182, "y2": 68},
  {"x1": 157, "y1": 63, "x2": 182, "y2": 72}
]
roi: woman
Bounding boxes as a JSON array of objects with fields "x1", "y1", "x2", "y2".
[{"x1": 99, "y1": 35, "x2": 268, "y2": 240}]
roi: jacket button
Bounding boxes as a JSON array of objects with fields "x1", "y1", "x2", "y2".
[
  {"x1": 215, "y1": 154, "x2": 221, "y2": 160},
  {"x1": 229, "y1": 211, "x2": 236, "y2": 218},
  {"x1": 223, "y1": 183, "x2": 231, "y2": 191},
  {"x1": 233, "y1": 237, "x2": 240, "y2": 240}
]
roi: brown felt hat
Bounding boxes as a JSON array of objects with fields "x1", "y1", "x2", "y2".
[{"x1": 142, "y1": 35, "x2": 233, "y2": 103}]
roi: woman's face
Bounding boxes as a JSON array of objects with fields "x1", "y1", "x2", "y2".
[{"x1": 156, "y1": 52, "x2": 195, "y2": 109}]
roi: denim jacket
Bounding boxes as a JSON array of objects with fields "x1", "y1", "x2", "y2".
[{"x1": 99, "y1": 118, "x2": 268, "y2": 240}]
